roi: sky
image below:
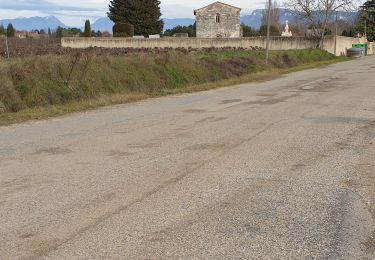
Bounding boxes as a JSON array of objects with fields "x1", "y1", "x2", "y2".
[{"x1": 0, "y1": 0, "x2": 265, "y2": 26}]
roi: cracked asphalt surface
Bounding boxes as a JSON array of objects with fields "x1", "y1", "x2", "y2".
[{"x1": 1, "y1": 56, "x2": 375, "y2": 259}]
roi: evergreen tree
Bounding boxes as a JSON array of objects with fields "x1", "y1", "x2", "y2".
[
  {"x1": 84, "y1": 20, "x2": 92, "y2": 37},
  {"x1": 0, "y1": 25, "x2": 5, "y2": 35},
  {"x1": 91, "y1": 30, "x2": 103, "y2": 37},
  {"x1": 358, "y1": 0, "x2": 375, "y2": 41},
  {"x1": 108, "y1": 0, "x2": 164, "y2": 36},
  {"x1": 164, "y1": 24, "x2": 196, "y2": 37},
  {"x1": 259, "y1": 24, "x2": 280, "y2": 36},
  {"x1": 56, "y1": 26, "x2": 63, "y2": 38},
  {"x1": 113, "y1": 23, "x2": 134, "y2": 37},
  {"x1": 48, "y1": 28, "x2": 52, "y2": 38},
  {"x1": 241, "y1": 24, "x2": 260, "y2": 37},
  {"x1": 6, "y1": 24, "x2": 15, "y2": 37},
  {"x1": 341, "y1": 29, "x2": 356, "y2": 37}
]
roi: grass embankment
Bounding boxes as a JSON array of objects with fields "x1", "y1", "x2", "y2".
[{"x1": 0, "y1": 49, "x2": 347, "y2": 126}]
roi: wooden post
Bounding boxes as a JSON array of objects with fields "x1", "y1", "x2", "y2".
[{"x1": 5, "y1": 36, "x2": 10, "y2": 59}]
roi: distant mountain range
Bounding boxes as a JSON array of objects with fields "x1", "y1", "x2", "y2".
[
  {"x1": 163, "y1": 18, "x2": 195, "y2": 30},
  {"x1": 241, "y1": 9, "x2": 296, "y2": 29},
  {"x1": 90, "y1": 18, "x2": 196, "y2": 32},
  {"x1": 0, "y1": 16, "x2": 195, "y2": 32},
  {"x1": 0, "y1": 16, "x2": 65, "y2": 31},
  {"x1": 0, "y1": 16, "x2": 197, "y2": 32},
  {"x1": 240, "y1": 9, "x2": 358, "y2": 29},
  {"x1": 0, "y1": 10, "x2": 357, "y2": 33}
]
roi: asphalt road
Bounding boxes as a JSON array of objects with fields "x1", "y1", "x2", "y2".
[{"x1": 1, "y1": 56, "x2": 375, "y2": 259}]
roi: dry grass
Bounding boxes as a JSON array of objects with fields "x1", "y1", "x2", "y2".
[{"x1": 0, "y1": 49, "x2": 348, "y2": 126}]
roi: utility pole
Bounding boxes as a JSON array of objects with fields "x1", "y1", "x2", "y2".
[
  {"x1": 265, "y1": 0, "x2": 272, "y2": 65},
  {"x1": 334, "y1": 11, "x2": 338, "y2": 56},
  {"x1": 5, "y1": 36, "x2": 10, "y2": 59}
]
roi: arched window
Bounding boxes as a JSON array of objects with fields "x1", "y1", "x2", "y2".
[{"x1": 215, "y1": 14, "x2": 221, "y2": 23}]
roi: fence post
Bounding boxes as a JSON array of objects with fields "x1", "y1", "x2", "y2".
[{"x1": 5, "y1": 36, "x2": 10, "y2": 59}]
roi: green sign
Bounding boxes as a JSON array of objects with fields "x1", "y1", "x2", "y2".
[
  {"x1": 352, "y1": 44, "x2": 367, "y2": 48},
  {"x1": 352, "y1": 44, "x2": 368, "y2": 56}
]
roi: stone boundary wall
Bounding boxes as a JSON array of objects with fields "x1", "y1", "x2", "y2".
[
  {"x1": 323, "y1": 36, "x2": 373, "y2": 56},
  {"x1": 61, "y1": 37, "x2": 314, "y2": 50},
  {"x1": 61, "y1": 36, "x2": 370, "y2": 56}
]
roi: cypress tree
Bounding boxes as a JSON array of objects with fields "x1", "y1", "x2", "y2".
[
  {"x1": 84, "y1": 20, "x2": 92, "y2": 37},
  {"x1": 56, "y1": 26, "x2": 63, "y2": 38},
  {"x1": 6, "y1": 24, "x2": 15, "y2": 37},
  {"x1": 108, "y1": 0, "x2": 164, "y2": 36},
  {"x1": 0, "y1": 25, "x2": 5, "y2": 35}
]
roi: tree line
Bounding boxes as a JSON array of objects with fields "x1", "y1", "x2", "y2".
[
  {"x1": 0, "y1": 24, "x2": 15, "y2": 37},
  {"x1": 0, "y1": 20, "x2": 110, "y2": 38},
  {"x1": 54, "y1": 20, "x2": 110, "y2": 38}
]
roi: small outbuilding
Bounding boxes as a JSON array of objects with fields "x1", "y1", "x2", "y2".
[{"x1": 194, "y1": 1, "x2": 241, "y2": 38}]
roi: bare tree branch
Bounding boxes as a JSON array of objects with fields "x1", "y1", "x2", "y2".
[{"x1": 283, "y1": 0, "x2": 359, "y2": 47}]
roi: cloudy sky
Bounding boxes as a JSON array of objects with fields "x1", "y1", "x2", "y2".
[{"x1": 0, "y1": 0, "x2": 265, "y2": 26}]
